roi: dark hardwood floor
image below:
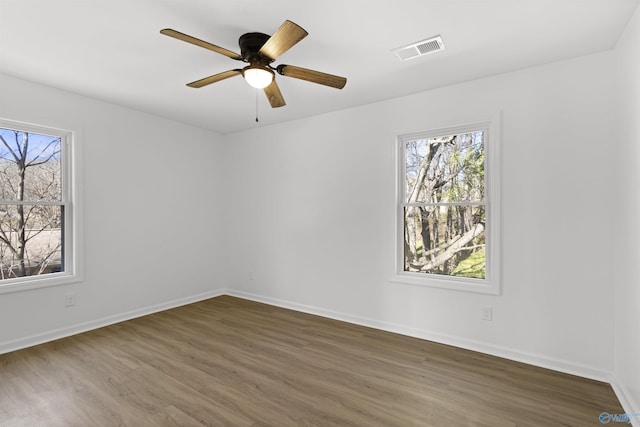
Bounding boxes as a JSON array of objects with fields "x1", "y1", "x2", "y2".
[{"x1": 0, "y1": 295, "x2": 624, "y2": 426}]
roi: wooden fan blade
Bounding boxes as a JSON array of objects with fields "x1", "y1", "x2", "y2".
[
  {"x1": 264, "y1": 80, "x2": 286, "y2": 108},
  {"x1": 161, "y1": 29, "x2": 242, "y2": 60},
  {"x1": 187, "y1": 70, "x2": 242, "y2": 88},
  {"x1": 277, "y1": 65, "x2": 347, "y2": 89},
  {"x1": 258, "y1": 20, "x2": 308, "y2": 60}
]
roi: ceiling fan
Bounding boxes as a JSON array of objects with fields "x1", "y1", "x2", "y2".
[{"x1": 160, "y1": 20, "x2": 347, "y2": 108}]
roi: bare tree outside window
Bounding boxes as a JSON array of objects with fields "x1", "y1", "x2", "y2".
[
  {"x1": 402, "y1": 130, "x2": 486, "y2": 279},
  {"x1": 0, "y1": 128, "x2": 63, "y2": 280}
]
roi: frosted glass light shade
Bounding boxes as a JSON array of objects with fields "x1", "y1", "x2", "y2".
[{"x1": 243, "y1": 67, "x2": 274, "y2": 89}]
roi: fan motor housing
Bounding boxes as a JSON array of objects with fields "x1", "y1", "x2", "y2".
[{"x1": 239, "y1": 32, "x2": 271, "y2": 63}]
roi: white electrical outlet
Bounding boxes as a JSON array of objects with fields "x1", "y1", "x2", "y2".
[
  {"x1": 481, "y1": 307, "x2": 492, "y2": 321},
  {"x1": 64, "y1": 293, "x2": 76, "y2": 307}
]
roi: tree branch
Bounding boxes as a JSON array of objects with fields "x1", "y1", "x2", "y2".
[
  {"x1": 0, "y1": 132, "x2": 20, "y2": 163},
  {"x1": 410, "y1": 223, "x2": 485, "y2": 272}
]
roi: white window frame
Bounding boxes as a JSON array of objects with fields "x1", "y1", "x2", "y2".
[
  {"x1": 392, "y1": 116, "x2": 501, "y2": 295},
  {"x1": 0, "y1": 118, "x2": 83, "y2": 294}
]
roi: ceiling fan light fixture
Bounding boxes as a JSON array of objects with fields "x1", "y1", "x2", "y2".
[
  {"x1": 243, "y1": 66, "x2": 274, "y2": 89},
  {"x1": 161, "y1": 20, "x2": 346, "y2": 109}
]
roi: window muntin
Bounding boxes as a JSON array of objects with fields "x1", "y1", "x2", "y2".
[
  {"x1": 396, "y1": 121, "x2": 499, "y2": 294},
  {"x1": 0, "y1": 120, "x2": 78, "y2": 291}
]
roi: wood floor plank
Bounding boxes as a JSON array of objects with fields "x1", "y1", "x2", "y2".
[{"x1": 0, "y1": 295, "x2": 625, "y2": 426}]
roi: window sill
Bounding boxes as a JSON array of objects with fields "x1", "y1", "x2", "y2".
[
  {"x1": 390, "y1": 272, "x2": 500, "y2": 295},
  {"x1": 0, "y1": 272, "x2": 82, "y2": 294}
]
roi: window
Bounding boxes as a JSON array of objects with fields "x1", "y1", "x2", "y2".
[
  {"x1": 394, "y1": 120, "x2": 500, "y2": 294},
  {"x1": 0, "y1": 119, "x2": 81, "y2": 292}
]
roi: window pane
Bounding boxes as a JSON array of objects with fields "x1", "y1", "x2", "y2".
[
  {"x1": 0, "y1": 204, "x2": 63, "y2": 279},
  {"x1": 405, "y1": 131, "x2": 484, "y2": 204},
  {"x1": 403, "y1": 205, "x2": 485, "y2": 278},
  {"x1": 0, "y1": 128, "x2": 62, "y2": 202}
]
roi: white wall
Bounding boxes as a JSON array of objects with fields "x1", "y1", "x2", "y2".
[
  {"x1": 614, "y1": 5, "x2": 640, "y2": 416},
  {"x1": 223, "y1": 51, "x2": 617, "y2": 380},
  {"x1": 0, "y1": 74, "x2": 227, "y2": 351}
]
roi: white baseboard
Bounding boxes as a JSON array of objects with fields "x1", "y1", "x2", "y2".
[
  {"x1": 226, "y1": 289, "x2": 613, "y2": 383},
  {"x1": 0, "y1": 288, "x2": 226, "y2": 355},
  {"x1": 610, "y1": 378, "x2": 640, "y2": 427}
]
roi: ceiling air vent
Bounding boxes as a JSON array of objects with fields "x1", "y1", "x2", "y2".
[{"x1": 393, "y1": 35, "x2": 445, "y2": 61}]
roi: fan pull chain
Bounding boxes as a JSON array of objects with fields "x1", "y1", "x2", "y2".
[{"x1": 255, "y1": 90, "x2": 259, "y2": 123}]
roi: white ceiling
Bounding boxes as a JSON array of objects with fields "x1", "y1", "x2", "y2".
[{"x1": 1, "y1": 0, "x2": 638, "y2": 134}]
